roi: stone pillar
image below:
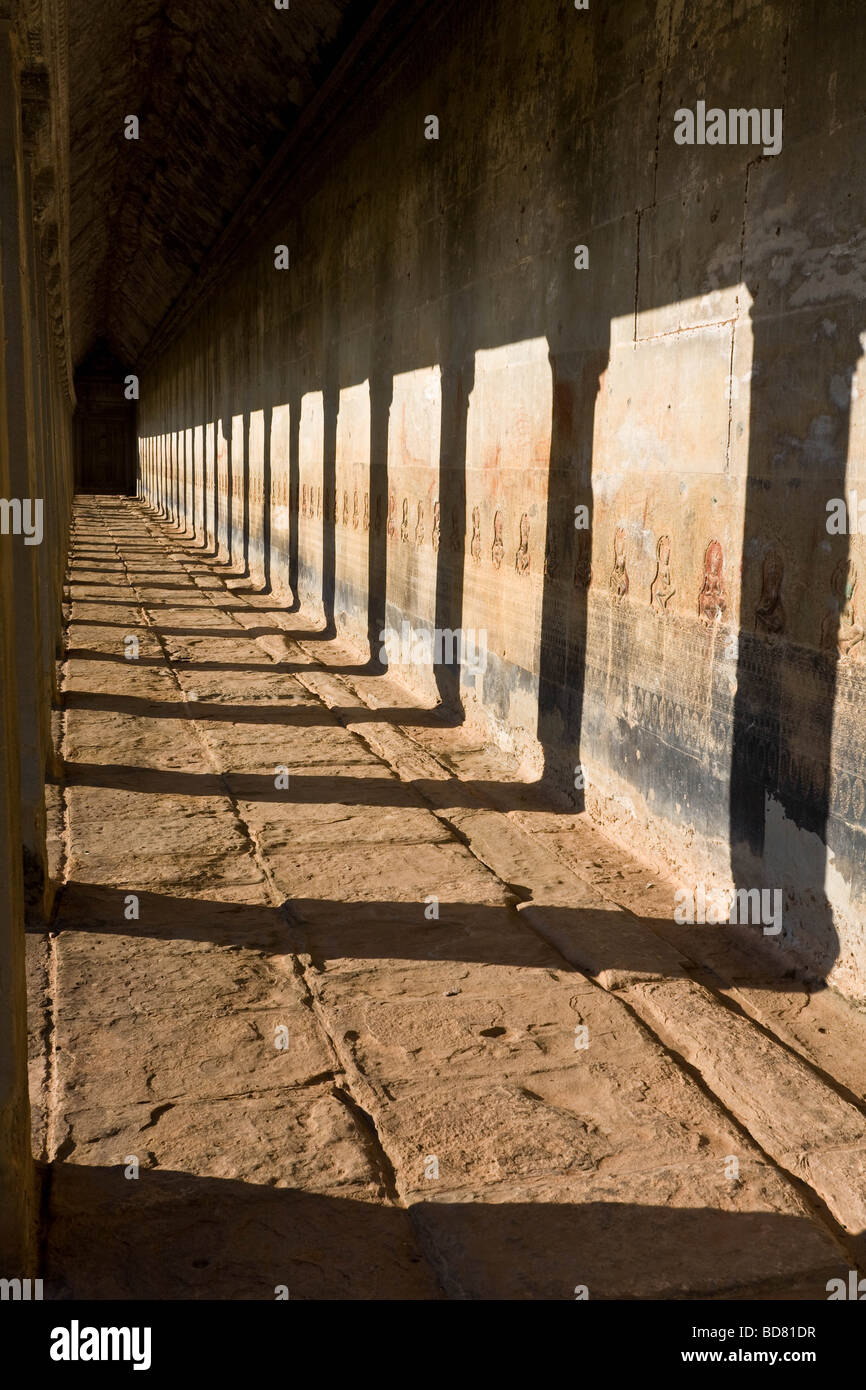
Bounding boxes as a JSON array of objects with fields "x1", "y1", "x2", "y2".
[
  {"x1": 0, "y1": 17, "x2": 49, "y2": 899},
  {"x1": 0, "y1": 9, "x2": 36, "y2": 1280}
]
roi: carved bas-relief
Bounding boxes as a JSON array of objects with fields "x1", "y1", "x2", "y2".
[
  {"x1": 822, "y1": 558, "x2": 864, "y2": 659},
  {"x1": 400, "y1": 497, "x2": 409, "y2": 542},
  {"x1": 342, "y1": 489, "x2": 349, "y2": 526},
  {"x1": 754, "y1": 547, "x2": 785, "y2": 635},
  {"x1": 609, "y1": 526, "x2": 628, "y2": 600},
  {"x1": 352, "y1": 489, "x2": 359, "y2": 529},
  {"x1": 471, "y1": 505, "x2": 482, "y2": 563},
  {"x1": 387, "y1": 492, "x2": 396, "y2": 538},
  {"x1": 650, "y1": 533, "x2": 675, "y2": 613},
  {"x1": 301, "y1": 483, "x2": 308, "y2": 518},
  {"x1": 491, "y1": 509, "x2": 504, "y2": 569},
  {"x1": 414, "y1": 501, "x2": 424, "y2": 546},
  {"x1": 698, "y1": 538, "x2": 726, "y2": 626},
  {"x1": 363, "y1": 491, "x2": 369, "y2": 531},
  {"x1": 432, "y1": 500, "x2": 440, "y2": 552},
  {"x1": 515, "y1": 512, "x2": 530, "y2": 575}
]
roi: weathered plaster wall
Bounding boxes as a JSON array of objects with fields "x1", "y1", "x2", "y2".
[{"x1": 138, "y1": 0, "x2": 866, "y2": 1000}]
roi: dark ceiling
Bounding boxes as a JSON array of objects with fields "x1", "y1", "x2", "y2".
[{"x1": 68, "y1": 0, "x2": 371, "y2": 368}]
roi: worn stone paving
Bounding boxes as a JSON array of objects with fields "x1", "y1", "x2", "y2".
[{"x1": 29, "y1": 495, "x2": 866, "y2": 1299}]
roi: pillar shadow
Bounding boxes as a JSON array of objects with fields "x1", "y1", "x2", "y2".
[
  {"x1": 730, "y1": 303, "x2": 866, "y2": 985},
  {"x1": 41, "y1": 1161, "x2": 846, "y2": 1301},
  {"x1": 433, "y1": 355, "x2": 473, "y2": 721}
]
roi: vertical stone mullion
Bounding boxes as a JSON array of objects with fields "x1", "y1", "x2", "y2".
[
  {"x1": 0, "y1": 21, "x2": 49, "y2": 899},
  {"x1": 0, "y1": 11, "x2": 36, "y2": 1280}
]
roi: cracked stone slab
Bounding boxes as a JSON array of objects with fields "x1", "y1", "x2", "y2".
[
  {"x1": 55, "y1": 991, "x2": 334, "y2": 1104},
  {"x1": 310, "y1": 955, "x2": 579, "y2": 999},
  {"x1": 50, "y1": 1087, "x2": 385, "y2": 1195},
  {"x1": 54, "y1": 928, "x2": 292, "y2": 1017},
  {"x1": 239, "y1": 789, "x2": 454, "y2": 851},
  {"x1": 798, "y1": 1147, "x2": 866, "y2": 1243},
  {"x1": 358, "y1": 1058, "x2": 771, "y2": 1199},
  {"x1": 202, "y1": 727, "x2": 378, "y2": 772},
  {"x1": 628, "y1": 978, "x2": 866, "y2": 1155},
  {"x1": 626, "y1": 977, "x2": 866, "y2": 1235},
  {"x1": 66, "y1": 844, "x2": 269, "y2": 895},
  {"x1": 319, "y1": 976, "x2": 649, "y2": 1087},
  {"x1": 263, "y1": 840, "x2": 516, "y2": 906}
]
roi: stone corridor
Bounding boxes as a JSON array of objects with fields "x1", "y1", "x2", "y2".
[
  {"x1": 4, "y1": 0, "x2": 866, "y2": 1314},
  {"x1": 28, "y1": 496, "x2": 866, "y2": 1299}
]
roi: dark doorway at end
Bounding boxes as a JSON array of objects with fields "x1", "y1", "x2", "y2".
[{"x1": 74, "y1": 341, "x2": 137, "y2": 495}]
